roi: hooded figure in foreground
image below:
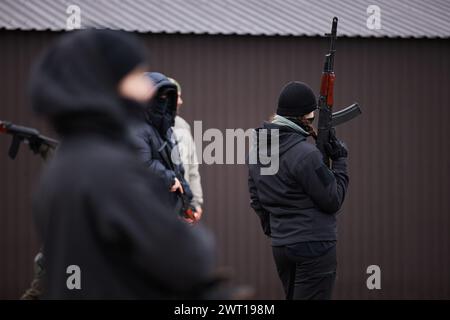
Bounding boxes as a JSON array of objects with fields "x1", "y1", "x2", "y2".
[{"x1": 29, "y1": 29, "x2": 215, "y2": 299}]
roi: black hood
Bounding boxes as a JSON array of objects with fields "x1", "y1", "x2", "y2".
[
  {"x1": 145, "y1": 72, "x2": 178, "y2": 137},
  {"x1": 29, "y1": 29, "x2": 147, "y2": 135}
]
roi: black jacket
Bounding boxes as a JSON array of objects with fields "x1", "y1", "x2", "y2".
[
  {"x1": 33, "y1": 124, "x2": 214, "y2": 299},
  {"x1": 248, "y1": 122, "x2": 349, "y2": 246},
  {"x1": 131, "y1": 122, "x2": 193, "y2": 214}
]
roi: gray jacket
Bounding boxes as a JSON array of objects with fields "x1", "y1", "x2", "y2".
[{"x1": 174, "y1": 116, "x2": 204, "y2": 209}]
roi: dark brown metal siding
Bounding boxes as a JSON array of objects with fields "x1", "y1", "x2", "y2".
[
  {"x1": 0, "y1": 30, "x2": 54, "y2": 299},
  {"x1": 1, "y1": 30, "x2": 449, "y2": 299}
]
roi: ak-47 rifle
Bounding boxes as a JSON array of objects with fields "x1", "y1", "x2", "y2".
[
  {"x1": 316, "y1": 17, "x2": 362, "y2": 167},
  {"x1": 0, "y1": 120, "x2": 59, "y2": 160}
]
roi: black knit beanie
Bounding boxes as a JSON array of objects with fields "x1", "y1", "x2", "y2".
[{"x1": 277, "y1": 81, "x2": 317, "y2": 117}]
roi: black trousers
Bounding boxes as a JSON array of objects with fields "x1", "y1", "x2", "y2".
[{"x1": 272, "y1": 245, "x2": 337, "y2": 300}]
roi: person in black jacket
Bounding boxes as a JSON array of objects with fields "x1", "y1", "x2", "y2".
[
  {"x1": 29, "y1": 29, "x2": 215, "y2": 299},
  {"x1": 248, "y1": 81, "x2": 349, "y2": 300},
  {"x1": 130, "y1": 72, "x2": 196, "y2": 221}
]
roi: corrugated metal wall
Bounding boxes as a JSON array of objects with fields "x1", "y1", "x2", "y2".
[
  {"x1": 0, "y1": 30, "x2": 53, "y2": 299},
  {"x1": 1, "y1": 30, "x2": 449, "y2": 299}
]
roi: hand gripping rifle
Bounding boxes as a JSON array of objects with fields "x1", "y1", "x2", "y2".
[{"x1": 316, "y1": 17, "x2": 362, "y2": 167}]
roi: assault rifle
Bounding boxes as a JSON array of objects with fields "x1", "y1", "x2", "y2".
[
  {"x1": 316, "y1": 17, "x2": 362, "y2": 167},
  {"x1": 0, "y1": 120, "x2": 58, "y2": 160}
]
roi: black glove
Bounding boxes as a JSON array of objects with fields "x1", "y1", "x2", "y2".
[{"x1": 325, "y1": 129, "x2": 348, "y2": 161}]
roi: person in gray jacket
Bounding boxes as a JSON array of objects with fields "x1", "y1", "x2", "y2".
[
  {"x1": 170, "y1": 78, "x2": 204, "y2": 223},
  {"x1": 248, "y1": 81, "x2": 349, "y2": 300}
]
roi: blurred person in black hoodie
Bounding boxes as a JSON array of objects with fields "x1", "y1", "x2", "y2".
[{"x1": 29, "y1": 29, "x2": 215, "y2": 299}]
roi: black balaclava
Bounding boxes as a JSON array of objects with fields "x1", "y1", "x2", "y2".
[
  {"x1": 29, "y1": 29, "x2": 147, "y2": 136},
  {"x1": 145, "y1": 72, "x2": 178, "y2": 137}
]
